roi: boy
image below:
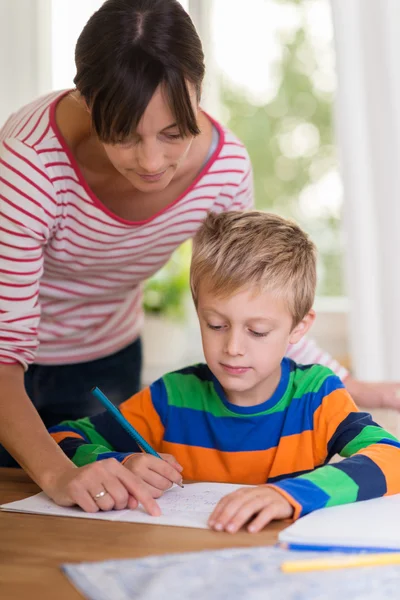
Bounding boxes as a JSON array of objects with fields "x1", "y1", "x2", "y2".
[{"x1": 49, "y1": 212, "x2": 400, "y2": 533}]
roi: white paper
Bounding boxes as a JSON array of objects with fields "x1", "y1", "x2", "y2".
[
  {"x1": 279, "y1": 493, "x2": 400, "y2": 550},
  {"x1": 0, "y1": 482, "x2": 251, "y2": 529}
]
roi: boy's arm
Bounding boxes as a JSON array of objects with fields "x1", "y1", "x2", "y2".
[
  {"x1": 269, "y1": 382, "x2": 400, "y2": 519},
  {"x1": 49, "y1": 384, "x2": 166, "y2": 467}
]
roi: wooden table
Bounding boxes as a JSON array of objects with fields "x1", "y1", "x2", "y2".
[{"x1": 0, "y1": 469, "x2": 284, "y2": 599}]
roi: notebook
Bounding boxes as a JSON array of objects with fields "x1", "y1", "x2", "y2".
[
  {"x1": 278, "y1": 494, "x2": 400, "y2": 552},
  {"x1": 0, "y1": 481, "x2": 252, "y2": 530}
]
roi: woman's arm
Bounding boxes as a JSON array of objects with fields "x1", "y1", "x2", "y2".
[
  {"x1": 286, "y1": 337, "x2": 400, "y2": 410},
  {"x1": 0, "y1": 364, "x2": 160, "y2": 514}
]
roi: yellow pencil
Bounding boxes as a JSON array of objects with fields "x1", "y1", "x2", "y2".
[{"x1": 281, "y1": 553, "x2": 400, "y2": 573}]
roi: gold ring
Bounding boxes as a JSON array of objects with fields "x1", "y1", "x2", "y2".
[{"x1": 94, "y1": 490, "x2": 107, "y2": 499}]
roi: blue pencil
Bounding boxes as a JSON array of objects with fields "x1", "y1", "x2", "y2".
[{"x1": 91, "y1": 386, "x2": 183, "y2": 487}]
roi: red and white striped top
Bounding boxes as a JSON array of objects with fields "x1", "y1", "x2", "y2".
[
  {"x1": 0, "y1": 91, "x2": 254, "y2": 367},
  {"x1": 0, "y1": 90, "x2": 348, "y2": 380}
]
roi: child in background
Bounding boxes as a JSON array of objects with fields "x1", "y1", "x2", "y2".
[{"x1": 49, "y1": 211, "x2": 400, "y2": 532}]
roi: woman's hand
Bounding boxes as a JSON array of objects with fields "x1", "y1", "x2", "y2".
[
  {"x1": 46, "y1": 458, "x2": 161, "y2": 515},
  {"x1": 124, "y1": 453, "x2": 183, "y2": 498},
  {"x1": 208, "y1": 486, "x2": 294, "y2": 534},
  {"x1": 345, "y1": 376, "x2": 400, "y2": 411}
]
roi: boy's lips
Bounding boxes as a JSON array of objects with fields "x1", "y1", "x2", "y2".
[{"x1": 220, "y1": 363, "x2": 251, "y2": 375}]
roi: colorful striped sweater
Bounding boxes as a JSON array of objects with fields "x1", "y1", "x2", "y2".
[{"x1": 50, "y1": 358, "x2": 400, "y2": 519}]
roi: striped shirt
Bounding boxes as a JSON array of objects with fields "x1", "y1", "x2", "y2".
[
  {"x1": 0, "y1": 91, "x2": 253, "y2": 367},
  {"x1": 49, "y1": 359, "x2": 400, "y2": 518},
  {"x1": 0, "y1": 90, "x2": 348, "y2": 379}
]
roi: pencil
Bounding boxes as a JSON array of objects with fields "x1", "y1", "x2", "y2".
[
  {"x1": 91, "y1": 386, "x2": 184, "y2": 488},
  {"x1": 281, "y1": 552, "x2": 400, "y2": 573}
]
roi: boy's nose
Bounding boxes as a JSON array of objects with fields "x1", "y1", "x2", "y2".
[{"x1": 224, "y1": 331, "x2": 245, "y2": 356}]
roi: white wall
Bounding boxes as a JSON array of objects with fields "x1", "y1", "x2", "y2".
[{"x1": 0, "y1": 0, "x2": 52, "y2": 126}]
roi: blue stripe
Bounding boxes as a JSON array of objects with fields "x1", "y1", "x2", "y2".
[
  {"x1": 331, "y1": 455, "x2": 387, "y2": 501},
  {"x1": 267, "y1": 467, "x2": 315, "y2": 483},
  {"x1": 58, "y1": 438, "x2": 87, "y2": 460},
  {"x1": 327, "y1": 412, "x2": 382, "y2": 459},
  {"x1": 90, "y1": 412, "x2": 141, "y2": 453},
  {"x1": 378, "y1": 438, "x2": 400, "y2": 449},
  {"x1": 272, "y1": 477, "x2": 330, "y2": 517},
  {"x1": 163, "y1": 406, "x2": 285, "y2": 451},
  {"x1": 95, "y1": 451, "x2": 134, "y2": 463},
  {"x1": 163, "y1": 390, "x2": 329, "y2": 451},
  {"x1": 149, "y1": 378, "x2": 169, "y2": 427},
  {"x1": 280, "y1": 543, "x2": 400, "y2": 553},
  {"x1": 49, "y1": 424, "x2": 90, "y2": 443}
]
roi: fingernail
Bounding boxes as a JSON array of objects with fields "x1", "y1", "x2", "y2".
[
  {"x1": 208, "y1": 519, "x2": 215, "y2": 527},
  {"x1": 214, "y1": 523, "x2": 223, "y2": 531},
  {"x1": 227, "y1": 523, "x2": 235, "y2": 533},
  {"x1": 248, "y1": 525, "x2": 256, "y2": 533}
]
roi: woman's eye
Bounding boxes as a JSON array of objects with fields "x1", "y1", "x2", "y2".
[{"x1": 163, "y1": 133, "x2": 182, "y2": 140}]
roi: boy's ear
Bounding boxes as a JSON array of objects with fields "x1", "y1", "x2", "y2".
[{"x1": 288, "y1": 309, "x2": 316, "y2": 345}]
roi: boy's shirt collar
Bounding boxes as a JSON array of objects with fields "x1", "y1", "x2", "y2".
[{"x1": 210, "y1": 358, "x2": 292, "y2": 416}]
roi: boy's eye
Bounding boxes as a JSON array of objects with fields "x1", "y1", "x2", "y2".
[
  {"x1": 249, "y1": 329, "x2": 269, "y2": 338},
  {"x1": 207, "y1": 323, "x2": 224, "y2": 331}
]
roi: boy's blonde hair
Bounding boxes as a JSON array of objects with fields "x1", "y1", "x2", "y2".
[{"x1": 190, "y1": 211, "x2": 317, "y2": 326}]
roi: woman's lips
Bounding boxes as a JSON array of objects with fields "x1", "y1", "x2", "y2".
[{"x1": 137, "y1": 170, "x2": 166, "y2": 182}]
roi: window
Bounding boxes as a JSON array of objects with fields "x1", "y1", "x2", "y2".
[{"x1": 211, "y1": 0, "x2": 343, "y2": 297}]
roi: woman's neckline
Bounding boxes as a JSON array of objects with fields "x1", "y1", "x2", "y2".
[{"x1": 50, "y1": 90, "x2": 226, "y2": 227}]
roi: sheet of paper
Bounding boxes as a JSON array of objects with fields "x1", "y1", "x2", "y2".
[
  {"x1": 63, "y1": 546, "x2": 400, "y2": 600},
  {"x1": 0, "y1": 482, "x2": 251, "y2": 529},
  {"x1": 279, "y1": 493, "x2": 400, "y2": 550}
]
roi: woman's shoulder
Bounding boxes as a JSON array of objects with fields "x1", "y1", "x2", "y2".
[{"x1": 0, "y1": 90, "x2": 66, "y2": 147}]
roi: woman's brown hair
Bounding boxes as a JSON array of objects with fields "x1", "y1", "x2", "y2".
[{"x1": 74, "y1": 0, "x2": 205, "y2": 143}]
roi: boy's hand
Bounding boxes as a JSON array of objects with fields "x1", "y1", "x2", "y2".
[
  {"x1": 208, "y1": 486, "x2": 294, "y2": 533},
  {"x1": 124, "y1": 453, "x2": 183, "y2": 498},
  {"x1": 49, "y1": 458, "x2": 161, "y2": 515}
]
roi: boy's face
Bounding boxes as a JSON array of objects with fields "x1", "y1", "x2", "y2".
[{"x1": 197, "y1": 283, "x2": 315, "y2": 406}]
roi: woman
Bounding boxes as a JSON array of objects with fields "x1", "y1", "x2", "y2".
[{"x1": 0, "y1": 0, "x2": 397, "y2": 511}]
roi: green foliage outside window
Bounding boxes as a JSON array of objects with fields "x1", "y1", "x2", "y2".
[{"x1": 221, "y1": 0, "x2": 344, "y2": 297}]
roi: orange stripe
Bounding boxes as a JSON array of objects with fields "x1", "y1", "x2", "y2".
[
  {"x1": 161, "y1": 442, "x2": 277, "y2": 484},
  {"x1": 120, "y1": 387, "x2": 164, "y2": 452},
  {"x1": 267, "y1": 430, "x2": 316, "y2": 479},
  {"x1": 357, "y1": 444, "x2": 400, "y2": 496},
  {"x1": 50, "y1": 431, "x2": 83, "y2": 444},
  {"x1": 313, "y1": 388, "x2": 357, "y2": 463}
]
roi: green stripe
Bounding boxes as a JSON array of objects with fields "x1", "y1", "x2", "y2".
[
  {"x1": 73, "y1": 444, "x2": 112, "y2": 467},
  {"x1": 341, "y1": 425, "x2": 398, "y2": 457},
  {"x1": 60, "y1": 417, "x2": 113, "y2": 448},
  {"x1": 163, "y1": 372, "x2": 295, "y2": 417},
  {"x1": 291, "y1": 364, "x2": 334, "y2": 399},
  {"x1": 299, "y1": 465, "x2": 359, "y2": 507}
]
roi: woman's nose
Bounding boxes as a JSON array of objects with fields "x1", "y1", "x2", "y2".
[{"x1": 136, "y1": 140, "x2": 164, "y2": 173}]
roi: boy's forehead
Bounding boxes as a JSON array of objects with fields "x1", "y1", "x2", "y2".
[{"x1": 197, "y1": 283, "x2": 292, "y2": 322}]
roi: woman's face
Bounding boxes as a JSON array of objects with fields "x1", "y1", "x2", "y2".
[{"x1": 101, "y1": 84, "x2": 198, "y2": 192}]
